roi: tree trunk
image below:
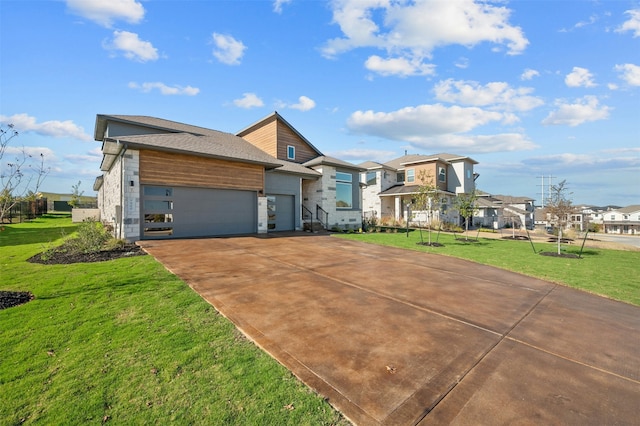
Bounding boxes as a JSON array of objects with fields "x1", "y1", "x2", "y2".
[{"x1": 557, "y1": 228, "x2": 562, "y2": 255}]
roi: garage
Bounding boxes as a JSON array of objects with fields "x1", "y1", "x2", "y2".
[
  {"x1": 266, "y1": 194, "x2": 295, "y2": 231},
  {"x1": 142, "y1": 185, "x2": 257, "y2": 239}
]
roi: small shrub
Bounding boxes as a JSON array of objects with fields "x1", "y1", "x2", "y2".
[{"x1": 64, "y1": 219, "x2": 110, "y2": 254}]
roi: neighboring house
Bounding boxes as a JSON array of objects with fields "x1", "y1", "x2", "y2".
[
  {"x1": 602, "y1": 205, "x2": 640, "y2": 234},
  {"x1": 359, "y1": 153, "x2": 477, "y2": 226},
  {"x1": 475, "y1": 193, "x2": 535, "y2": 230},
  {"x1": 93, "y1": 113, "x2": 362, "y2": 241}
]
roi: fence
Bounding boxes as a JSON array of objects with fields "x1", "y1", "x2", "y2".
[{"x1": 2, "y1": 198, "x2": 48, "y2": 223}]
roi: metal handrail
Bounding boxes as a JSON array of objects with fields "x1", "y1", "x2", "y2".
[
  {"x1": 302, "y1": 205, "x2": 313, "y2": 229},
  {"x1": 316, "y1": 205, "x2": 328, "y2": 229}
]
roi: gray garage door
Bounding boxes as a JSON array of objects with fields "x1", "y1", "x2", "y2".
[
  {"x1": 142, "y1": 185, "x2": 257, "y2": 239},
  {"x1": 266, "y1": 194, "x2": 295, "y2": 231}
]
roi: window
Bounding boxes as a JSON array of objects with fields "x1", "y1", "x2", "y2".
[
  {"x1": 144, "y1": 200, "x2": 173, "y2": 210},
  {"x1": 336, "y1": 172, "x2": 352, "y2": 209},
  {"x1": 397, "y1": 172, "x2": 405, "y2": 183},
  {"x1": 144, "y1": 186, "x2": 173, "y2": 197},
  {"x1": 466, "y1": 169, "x2": 472, "y2": 179},
  {"x1": 438, "y1": 167, "x2": 446, "y2": 182},
  {"x1": 406, "y1": 169, "x2": 415, "y2": 183},
  {"x1": 366, "y1": 171, "x2": 376, "y2": 185},
  {"x1": 287, "y1": 145, "x2": 295, "y2": 160}
]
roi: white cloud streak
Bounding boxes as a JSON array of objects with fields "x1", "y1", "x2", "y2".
[
  {"x1": 66, "y1": 0, "x2": 144, "y2": 27},
  {"x1": 233, "y1": 93, "x2": 264, "y2": 109},
  {"x1": 433, "y1": 79, "x2": 544, "y2": 112},
  {"x1": 322, "y1": 0, "x2": 528, "y2": 77},
  {"x1": 614, "y1": 63, "x2": 640, "y2": 86},
  {"x1": 105, "y1": 31, "x2": 159, "y2": 62},
  {"x1": 565, "y1": 67, "x2": 596, "y2": 88},
  {"x1": 0, "y1": 113, "x2": 92, "y2": 141},
  {"x1": 128, "y1": 82, "x2": 199, "y2": 95},
  {"x1": 520, "y1": 68, "x2": 540, "y2": 81},
  {"x1": 542, "y1": 96, "x2": 611, "y2": 127},
  {"x1": 211, "y1": 33, "x2": 246, "y2": 65},
  {"x1": 273, "y1": 0, "x2": 292, "y2": 14},
  {"x1": 346, "y1": 104, "x2": 537, "y2": 153},
  {"x1": 616, "y1": 9, "x2": 640, "y2": 37},
  {"x1": 276, "y1": 96, "x2": 316, "y2": 111}
]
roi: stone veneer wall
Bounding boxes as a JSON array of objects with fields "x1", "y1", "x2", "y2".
[
  {"x1": 304, "y1": 165, "x2": 362, "y2": 231},
  {"x1": 97, "y1": 149, "x2": 140, "y2": 241}
]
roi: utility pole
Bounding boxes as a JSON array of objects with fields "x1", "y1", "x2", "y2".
[{"x1": 537, "y1": 174, "x2": 555, "y2": 208}]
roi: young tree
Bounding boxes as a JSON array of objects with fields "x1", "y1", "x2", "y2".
[
  {"x1": 454, "y1": 189, "x2": 479, "y2": 241},
  {"x1": 413, "y1": 170, "x2": 437, "y2": 245},
  {"x1": 0, "y1": 124, "x2": 50, "y2": 223},
  {"x1": 546, "y1": 179, "x2": 574, "y2": 255},
  {"x1": 69, "y1": 180, "x2": 84, "y2": 208}
]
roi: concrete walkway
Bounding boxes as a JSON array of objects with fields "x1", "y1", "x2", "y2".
[{"x1": 138, "y1": 234, "x2": 640, "y2": 425}]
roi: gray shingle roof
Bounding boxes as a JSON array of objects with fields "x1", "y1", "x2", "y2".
[
  {"x1": 109, "y1": 132, "x2": 283, "y2": 168},
  {"x1": 95, "y1": 114, "x2": 227, "y2": 140},
  {"x1": 269, "y1": 160, "x2": 321, "y2": 178},
  {"x1": 304, "y1": 155, "x2": 365, "y2": 171}
]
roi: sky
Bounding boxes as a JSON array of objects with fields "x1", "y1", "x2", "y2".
[{"x1": 1, "y1": 0, "x2": 639, "y2": 207}]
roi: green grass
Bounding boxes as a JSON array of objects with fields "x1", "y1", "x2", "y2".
[
  {"x1": 0, "y1": 216, "x2": 347, "y2": 425},
  {"x1": 336, "y1": 230, "x2": 640, "y2": 306}
]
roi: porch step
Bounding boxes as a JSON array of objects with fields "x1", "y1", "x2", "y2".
[{"x1": 303, "y1": 221, "x2": 325, "y2": 232}]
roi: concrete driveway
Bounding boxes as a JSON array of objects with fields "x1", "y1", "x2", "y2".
[{"x1": 138, "y1": 234, "x2": 640, "y2": 425}]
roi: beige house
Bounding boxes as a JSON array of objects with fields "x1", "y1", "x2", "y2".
[{"x1": 360, "y1": 153, "x2": 477, "y2": 226}]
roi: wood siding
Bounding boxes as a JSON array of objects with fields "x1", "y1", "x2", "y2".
[
  {"x1": 239, "y1": 117, "x2": 278, "y2": 157},
  {"x1": 139, "y1": 150, "x2": 264, "y2": 192},
  {"x1": 276, "y1": 121, "x2": 318, "y2": 163},
  {"x1": 406, "y1": 162, "x2": 448, "y2": 191}
]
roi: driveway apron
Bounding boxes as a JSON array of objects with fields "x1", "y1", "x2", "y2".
[{"x1": 138, "y1": 234, "x2": 640, "y2": 425}]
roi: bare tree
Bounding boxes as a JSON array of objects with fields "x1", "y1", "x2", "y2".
[
  {"x1": 455, "y1": 189, "x2": 479, "y2": 240},
  {"x1": 69, "y1": 180, "x2": 85, "y2": 208},
  {"x1": 546, "y1": 179, "x2": 573, "y2": 255},
  {"x1": 0, "y1": 124, "x2": 50, "y2": 223}
]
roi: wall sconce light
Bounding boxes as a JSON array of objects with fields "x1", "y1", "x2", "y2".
[{"x1": 130, "y1": 181, "x2": 134, "y2": 187}]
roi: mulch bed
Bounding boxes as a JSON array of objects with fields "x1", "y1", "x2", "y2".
[
  {"x1": 416, "y1": 242, "x2": 444, "y2": 247},
  {"x1": 539, "y1": 251, "x2": 580, "y2": 259},
  {"x1": 27, "y1": 244, "x2": 146, "y2": 265},
  {"x1": 2, "y1": 245, "x2": 147, "y2": 310},
  {"x1": 502, "y1": 236, "x2": 530, "y2": 241},
  {"x1": 0, "y1": 291, "x2": 34, "y2": 310}
]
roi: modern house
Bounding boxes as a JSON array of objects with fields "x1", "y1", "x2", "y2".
[
  {"x1": 93, "y1": 113, "x2": 363, "y2": 241},
  {"x1": 359, "y1": 153, "x2": 478, "y2": 226}
]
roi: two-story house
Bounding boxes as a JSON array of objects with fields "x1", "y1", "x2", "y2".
[
  {"x1": 360, "y1": 153, "x2": 477, "y2": 227},
  {"x1": 602, "y1": 205, "x2": 640, "y2": 234},
  {"x1": 93, "y1": 112, "x2": 363, "y2": 241}
]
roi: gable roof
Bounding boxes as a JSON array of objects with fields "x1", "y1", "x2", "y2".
[
  {"x1": 613, "y1": 205, "x2": 640, "y2": 214},
  {"x1": 100, "y1": 132, "x2": 283, "y2": 171},
  {"x1": 304, "y1": 155, "x2": 365, "y2": 171},
  {"x1": 269, "y1": 160, "x2": 321, "y2": 179},
  {"x1": 382, "y1": 153, "x2": 478, "y2": 170},
  {"x1": 236, "y1": 111, "x2": 323, "y2": 157},
  {"x1": 95, "y1": 114, "x2": 225, "y2": 140}
]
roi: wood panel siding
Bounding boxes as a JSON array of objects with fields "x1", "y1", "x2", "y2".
[
  {"x1": 139, "y1": 150, "x2": 264, "y2": 192},
  {"x1": 239, "y1": 117, "x2": 278, "y2": 157},
  {"x1": 408, "y1": 162, "x2": 448, "y2": 191},
  {"x1": 276, "y1": 121, "x2": 318, "y2": 163}
]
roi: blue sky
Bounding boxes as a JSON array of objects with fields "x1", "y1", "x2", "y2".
[{"x1": 1, "y1": 0, "x2": 639, "y2": 207}]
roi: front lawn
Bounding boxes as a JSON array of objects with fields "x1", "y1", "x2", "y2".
[
  {"x1": 336, "y1": 230, "x2": 640, "y2": 306},
  {"x1": 0, "y1": 215, "x2": 346, "y2": 425}
]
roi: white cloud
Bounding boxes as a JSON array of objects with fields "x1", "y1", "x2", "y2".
[
  {"x1": 520, "y1": 68, "x2": 540, "y2": 81},
  {"x1": 322, "y1": 0, "x2": 528, "y2": 68},
  {"x1": 211, "y1": 33, "x2": 246, "y2": 65},
  {"x1": 364, "y1": 55, "x2": 436, "y2": 77},
  {"x1": 524, "y1": 153, "x2": 639, "y2": 170},
  {"x1": 616, "y1": 9, "x2": 640, "y2": 37},
  {"x1": 565, "y1": 67, "x2": 596, "y2": 88},
  {"x1": 433, "y1": 79, "x2": 544, "y2": 112},
  {"x1": 105, "y1": 31, "x2": 159, "y2": 62},
  {"x1": 614, "y1": 63, "x2": 640, "y2": 86},
  {"x1": 273, "y1": 0, "x2": 292, "y2": 14},
  {"x1": 345, "y1": 103, "x2": 538, "y2": 153},
  {"x1": 2, "y1": 145, "x2": 58, "y2": 162},
  {"x1": 128, "y1": 82, "x2": 199, "y2": 95},
  {"x1": 66, "y1": 0, "x2": 144, "y2": 27},
  {"x1": 0, "y1": 113, "x2": 92, "y2": 141},
  {"x1": 233, "y1": 93, "x2": 264, "y2": 109},
  {"x1": 277, "y1": 96, "x2": 316, "y2": 111},
  {"x1": 542, "y1": 96, "x2": 611, "y2": 127}
]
